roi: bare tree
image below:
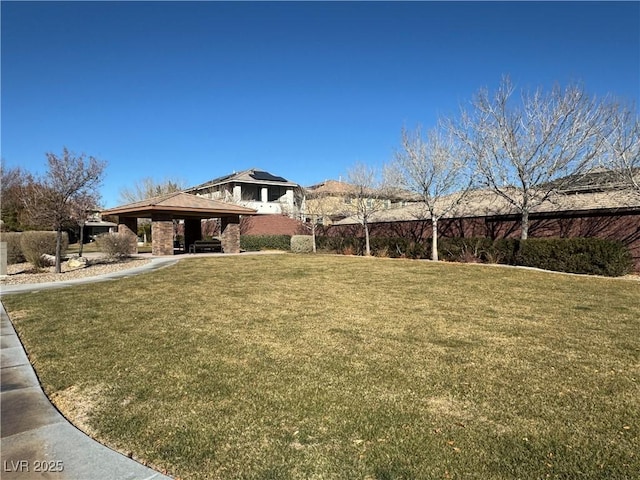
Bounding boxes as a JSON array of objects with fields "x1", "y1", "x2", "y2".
[
  {"x1": 69, "y1": 193, "x2": 98, "y2": 257},
  {"x1": 300, "y1": 191, "x2": 332, "y2": 254},
  {"x1": 604, "y1": 101, "x2": 640, "y2": 195},
  {"x1": 22, "y1": 148, "x2": 106, "y2": 272},
  {"x1": 387, "y1": 124, "x2": 471, "y2": 261},
  {"x1": 345, "y1": 162, "x2": 387, "y2": 256},
  {"x1": 453, "y1": 76, "x2": 610, "y2": 239},
  {"x1": 1, "y1": 164, "x2": 34, "y2": 231},
  {"x1": 118, "y1": 176, "x2": 186, "y2": 204},
  {"x1": 118, "y1": 176, "x2": 186, "y2": 243}
]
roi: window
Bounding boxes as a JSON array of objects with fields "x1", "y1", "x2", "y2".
[{"x1": 268, "y1": 186, "x2": 286, "y2": 202}]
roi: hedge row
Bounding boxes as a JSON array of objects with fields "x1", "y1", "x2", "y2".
[
  {"x1": 240, "y1": 235, "x2": 291, "y2": 251},
  {"x1": 0, "y1": 231, "x2": 69, "y2": 266},
  {"x1": 0, "y1": 232, "x2": 24, "y2": 264},
  {"x1": 316, "y1": 236, "x2": 633, "y2": 277}
]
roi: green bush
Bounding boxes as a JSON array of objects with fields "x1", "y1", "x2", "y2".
[
  {"x1": 240, "y1": 235, "x2": 291, "y2": 251},
  {"x1": 320, "y1": 234, "x2": 632, "y2": 277},
  {"x1": 20, "y1": 231, "x2": 67, "y2": 268},
  {"x1": 487, "y1": 238, "x2": 520, "y2": 265},
  {"x1": 95, "y1": 232, "x2": 137, "y2": 258},
  {"x1": 291, "y1": 235, "x2": 314, "y2": 254},
  {"x1": 516, "y1": 238, "x2": 633, "y2": 277},
  {"x1": 0, "y1": 232, "x2": 24, "y2": 264}
]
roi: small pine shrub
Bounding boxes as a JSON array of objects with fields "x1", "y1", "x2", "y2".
[
  {"x1": 0, "y1": 232, "x2": 24, "y2": 264},
  {"x1": 240, "y1": 235, "x2": 291, "y2": 251},
  {"x1": 96, "y1": 232, "x2": 137, "y2": 258},
  {"x1": 20, "y1": 231, "x2": 66, "y2": 268},
  {"x1": 290, "y1": 235, "x2": 314, "y2": 253}
]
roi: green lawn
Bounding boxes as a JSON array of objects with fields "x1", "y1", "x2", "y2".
[{"x1": 3, "y1": 255, "x2": 639, "y2": 479}]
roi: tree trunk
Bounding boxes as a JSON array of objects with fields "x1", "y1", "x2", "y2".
[
  {"x1": 311, "y1": 221, "x2": 317, "y2": 253},
  {"x1": 78, "y1": 223, "x2": 85, "y2": 257},
  {"x1": 521, "y1": 210, "x2": 529, "y2": 240},
  {"x1": 431, "y1": 217, "x2": 439, "y2": 261},
  {"x1": 55, "y1": 228, "x2": 63, "y2": 274},
  {"x1": 364, "y1": 220, "x2": 371, "y2": 256}
]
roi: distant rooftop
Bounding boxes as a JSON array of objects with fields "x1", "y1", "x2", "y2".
[
  {"x1": 546, "y1": 167, "x2": 640, "y2": 194},
  {"x1": 305, "y1": 179, "x2": 420, "y2": 201}
]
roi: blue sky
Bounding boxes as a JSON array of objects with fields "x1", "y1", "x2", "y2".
[{"x1": 2, "y1": 1, "x2": 639, "y2": 208}]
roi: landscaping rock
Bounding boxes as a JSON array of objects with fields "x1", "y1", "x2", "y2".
[
  {"x1": 67, "y1": 256, "x2": 88, "y2": 269},
  {"x1": 41, "y1": 254, "x2": 56, "y2": 266}
]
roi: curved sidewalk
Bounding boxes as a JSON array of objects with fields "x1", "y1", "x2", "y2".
[
  {"x1": 1, "y1": 257, "x2": 177, "y2": 479},
  {"x1": 0, "y1": 257, "x2": 178, "y2": 296}
]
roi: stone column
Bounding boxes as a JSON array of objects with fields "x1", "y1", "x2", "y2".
[
  {"x1": 221, "y1": 216, "x2": 241, "y2": 253},
  {"x1": 118, "y1": 216, "x2": 137, "y2": 236},
  {"x1": 151, "y1": 213, "x2": 174, "y2": 256},
  {"x1": 118, "y1": 216, "x2": 138, "y2": 254}
]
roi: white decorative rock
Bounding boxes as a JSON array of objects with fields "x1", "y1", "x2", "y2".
[{"x1": 67, "y1": 256, "x2": 88, "y2": 269}]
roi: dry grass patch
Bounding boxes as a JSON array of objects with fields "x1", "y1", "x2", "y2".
[{"x1": 3, "y1": 254, "x2": 639, "y2": 479}]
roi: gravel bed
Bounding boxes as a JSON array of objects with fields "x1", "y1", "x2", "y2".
[{"x1": 1, "y1": 257, "x2": 152, "y2": 285}]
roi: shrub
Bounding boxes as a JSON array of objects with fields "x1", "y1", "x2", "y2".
[
  {"x1": 316, "y1": 236, "x2": 358, "y2": 255},
  {"x1": 240, "y1": 235, "x2": 291, "y2": 251},
  {"x1": 486, "y1": 238, "x2": 520, "y2": 265},
  {"x1": 370, "y1": 237, "x2": 411, "y2": 258},
  {"x1": 291, "y1": 235, "x2": 314, "y2": 254},
  {"x1": 0, "y1": 232, "x2": 24, "y2": 264},
  {"x1": 20, "y1": 231, "x2": 66, "y2": 268},
  {"x1": 96, "y1": 232, "x2": 137, "y2": 258},
  {"x1": 516, "y1": 238, "x2": 633, "y2": 277},
  {"x1": 437, "y1": 237, "x2": 492, "y2": 263},
  {"x1": 316, "y1": 235, "x2": 632, "y2": 276}
]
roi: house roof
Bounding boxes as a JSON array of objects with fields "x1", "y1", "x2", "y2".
[
  {"x1": 333, "y1": 187, "x2": 640, "y2": 225},
  {"x1": 101, "y1": 192, "x2": 257, "y2": 218},
  {"x1": 305, "y1": 180, "x2": 357, "y2": 196},
  {"x1": 185, "y1": 168, "x2": 299, "y2": 192},
  {"x1": 544, "y1": 167, "x2": 640, "y2": 194},
  {"x1": 305, "y1": 179, "x2": 420, "y2": 201}
]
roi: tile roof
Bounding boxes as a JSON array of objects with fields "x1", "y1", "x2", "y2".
[
  {"x1": 101, "y1": 192, "x2": 257, "y2": 217},
  {"x1": 305, "y1": 179, "x2": 420, "y2": 201},
  {"x1": 334, "y1": 188, "x2": 640, "y2": 225}
]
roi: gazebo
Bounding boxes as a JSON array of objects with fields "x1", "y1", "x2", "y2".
[{"x1": 101, "y1": 192, "x2": 257, "y2": 255}]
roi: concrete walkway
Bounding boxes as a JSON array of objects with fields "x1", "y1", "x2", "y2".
[
  {"x1": 1, "y1": 257, "x2": 179, "y2": 479},
  {"x1": 0, "y1": 256, "x2": 178, "y2": 295}
]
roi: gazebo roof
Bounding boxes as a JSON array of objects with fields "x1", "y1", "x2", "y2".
[{"x1": 101, "y1": 192, "x2": 257, "y2": 218}]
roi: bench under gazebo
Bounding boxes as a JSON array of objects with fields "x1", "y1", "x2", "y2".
[{"x1": 101, "y1": 192, "x2": 256, "y2": 255}]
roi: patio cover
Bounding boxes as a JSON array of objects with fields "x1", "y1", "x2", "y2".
[
  {"x1": 101, "y1": 192, "x2": 257, "y2": 218},
  {"x1": 101, "y1": 192, "x2": 257, "y2": 255}
]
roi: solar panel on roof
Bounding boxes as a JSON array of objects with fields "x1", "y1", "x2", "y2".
[{"x1": 250, "y1": 171, "x2": 288, "y2": 182}]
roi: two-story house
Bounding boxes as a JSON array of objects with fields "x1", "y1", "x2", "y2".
[{"x1": 184, "y1": 168, "x2": 304, "y2": 218}]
